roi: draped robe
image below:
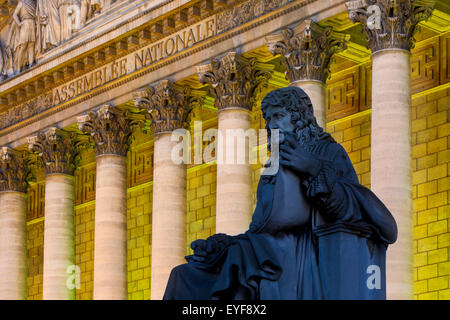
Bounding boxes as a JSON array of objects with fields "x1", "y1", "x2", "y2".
[
  {"x1": 37, "y1": 0, "x2": 61, "y2": 53},
  {"x1": 163, "y1": 138, "x2": 397, "y2": 300}
]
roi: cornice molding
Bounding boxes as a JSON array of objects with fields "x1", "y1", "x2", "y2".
[{"x1": 0, "y1": 0, "x2": 321, "y2": 140}]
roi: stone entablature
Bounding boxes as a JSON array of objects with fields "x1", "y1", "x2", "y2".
[
  {"x1": 0, "y1": 0, "x2": 339, "y2": 145},
  {"x1": 0, "y1": 0, "x2": 238, "y2": 107}
]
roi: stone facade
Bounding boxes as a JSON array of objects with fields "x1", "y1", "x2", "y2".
[{"x1": 0, "y1": 0, "x2": 447, "y2": 300}]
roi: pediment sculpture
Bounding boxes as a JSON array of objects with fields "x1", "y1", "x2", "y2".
[{"x1": 1, "y1": 0, "x2": 109, "y2": 77}]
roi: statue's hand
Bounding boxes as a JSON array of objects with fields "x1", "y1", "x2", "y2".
[
  {"x1": 190, "y1": 239, "x2": 215, "y2": 262},
  {"x1": 279, "y1": 133, "x2": 321, "y2": 176},
  {"x1": 188, "y1": 233, "x2": 233, "y2": 264}
]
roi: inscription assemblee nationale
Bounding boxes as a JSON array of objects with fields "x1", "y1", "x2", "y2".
[{"x1": 53, "y1": 17, "x2": 216, "y2": 105}]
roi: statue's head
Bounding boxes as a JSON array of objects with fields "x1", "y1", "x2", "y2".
[{"x1": 261, "y1": 87, "x2": 329, "y2": 146}]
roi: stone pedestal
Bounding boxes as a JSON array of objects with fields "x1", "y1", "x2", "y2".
[
  {"x1": 371, "y1": 50, "x2": 412, "y2": 299},
  {"x1": 151, "y1": 132, "x2": 187, "y2": 300},
  {"x1": 216, "y1": 108, "x2": 253, "y2": 235},
  {"x1": 0, "y1": 191, "x2": 27, "y2": 300},
  {"x1": 93, "y1": 154, "x2": 128, "y2": 300},
  {"x1": 290, "y1": 80, "x2": 326, "y2": 128},
  {"x1": 42, "y1": 174, "x2": 75, "y2": 300}
]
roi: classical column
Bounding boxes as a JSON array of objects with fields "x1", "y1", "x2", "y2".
[
  {"x1": 266, "y1": 20, "x2": 348, "y2": 128},
  {"x1": 196, "y1": 52, "x2": 272, "y2": 235},
  {"x1": 346, "y1": 0, "x2": 434, "y2": 299},
  {"x1": 0, "y1": 148, "x2": 30, "y2": 300},
  {"x1": 28, "y1": 128, "x2": 80, "y2": 300},
  {"x1": 78, "y1": 105, "x2": 135, "y2": 300},
  {"x1": 134, "y1": 80, "x2": 193, "y2": 300}
]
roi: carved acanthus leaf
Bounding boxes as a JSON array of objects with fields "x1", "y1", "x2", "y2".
[
  {"x1": 133, "y1": 80, "x2": 195, "y2": 134},
  {"x1": 345, "y1": 0, "x2": 434, "y2": 52},
  {"x1": 0, "y1": 147, "x2": 31, "y2": 193},
  {"x1": 78, "y1": 105, "x2": 139, "y2": 157},
  {"x1": 27, "y1": 127, "x2": 80, "y2": 175},
  {"x1": 266, "y1": 20, "x2": 349, "y2": 83},
  {"x1": 196, "y1": 52, "x2": 273, "y2": 111}
]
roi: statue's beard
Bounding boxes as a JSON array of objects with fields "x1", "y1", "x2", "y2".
[{"x1": 267, "y1": 124, "x2": 313, "y2": 152}]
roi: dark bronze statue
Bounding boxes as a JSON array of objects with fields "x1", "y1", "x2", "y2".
[{"x1": 164, "y1": 87, "x2": 397, "y2": 300}]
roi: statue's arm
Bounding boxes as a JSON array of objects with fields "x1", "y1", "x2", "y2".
[
  {"x1": 305, "y1": 143, "x2": 397, "y2": 243},
  {"x1": 12, "y1": 3, "x2": 22, "y2": 26}
]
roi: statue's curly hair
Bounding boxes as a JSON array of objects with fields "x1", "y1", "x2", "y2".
[{"x1": 261, "y1": 87, "x2": 335, "y2": 147}]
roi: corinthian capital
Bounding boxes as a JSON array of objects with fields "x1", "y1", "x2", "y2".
[
  {"x1": 0, "y1": 147, "x2": 30, "y2": 193},
  {"x1": 133, "y1": 80, "x2": 196, "y2": 134},
  {"x1": 196, "y1": 52, "x2": 273, "y2": 111},
  {"x1": 78, "y1": 105, "x2": 137, "y2": 157},
  {"x1": 345, "y1": 0, "x2": 434, "y2": 52},
  {"x1": 266, "y1": 20, "x2": 349, "y2": 83},
  {"x1": 27, "y1": 128, "x2": 80, "y2": 176}
]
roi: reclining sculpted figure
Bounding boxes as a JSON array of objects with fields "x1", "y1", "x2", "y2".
[{"x1": 164, "y1": 87, "x2": 398, "y2": 300}]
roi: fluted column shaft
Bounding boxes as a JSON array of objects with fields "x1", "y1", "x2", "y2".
[
  {"x1": 0, "y1": 147, "x2": 29, "y2": 300},
  {"x1": 42, "y1": 174, "x2": 75, "y2": 300},
  {"x1": 0, "y1": 191, "x2": 27, "y2": 299},
  {"x1": 78, "y1": 105, "x2": 136, "y2": 300},
  {"x1": 196, "y1": 52, "x2": 272, "y2": 236},
  {"x1": 134, "y1": 80, "x2": 193, "y2": 299},
  {"x1": 346, "y1": 0, "x2": 434, "y2": 299},
  {"x1": 151, "y1": 133, "x2": 187, "y2": 299},
  {"x1": 216, "y1": 108, "x2": 253, "y2": 234},
  {"x1": 372, "y1": 50, "x2": 413, "y2": 299},
  {"x1": 28, "y1": 128, "x2": 79, "y2": 300},
  {"x1": 93, "y1": 154, "x2": 127, "y2": 299}
]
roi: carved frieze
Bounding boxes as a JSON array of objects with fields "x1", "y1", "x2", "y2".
[
  {"x1": 0, "y1": 92, "x2": 53, "y2": 131},
  {"x1": 266, "y1": 20, "x2": 349, "y2": 83},
  {"x1": 216, "y1": 0, "x2": 295, "y2": 33},
  {"x1": 345, "y1": 0, "x2": 434, "y2": 52},
  {"x1": 133, "y1": 80, "x2": 198, "y2": 134},
  {"x1": 196, "y1": 52, "x2": 272, "y2": 111},
  {"x1": 0, "y1": 147, "x2": 31, "y2": 193},
  {"x1": 77, "y1": 104, "x2": 139, "y2": 157},
  {"x1": 27, "y1": 127, "x2": 81, "y2": 175}
]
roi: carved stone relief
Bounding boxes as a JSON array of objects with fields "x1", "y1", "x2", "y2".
[
  {"x1": 196, "y1": 52, "x2": 273, "y2": 111},
  {"x1": 2, "y1": 0, "x2": 111, "y2": 77},
  {"x1": 0, "y1": 146, "x2": 31, "y2": 192},
  {"x1": 345, "y1": 0, "x2": 434, "y2": 52}
]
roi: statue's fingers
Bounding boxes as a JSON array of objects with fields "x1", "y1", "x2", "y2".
[
  {"x1": 279, "y1": 159, "x2": 292, "y2": 168},
  {"x1": 280, "y1": 144, "x2": 294, "y2": 154},
  {"x1": 280, "y1": 150, "x2": 293, "y2": 161},
  {"x1": 284, "y1": 132, "x2": 298, "y2": 149}
]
